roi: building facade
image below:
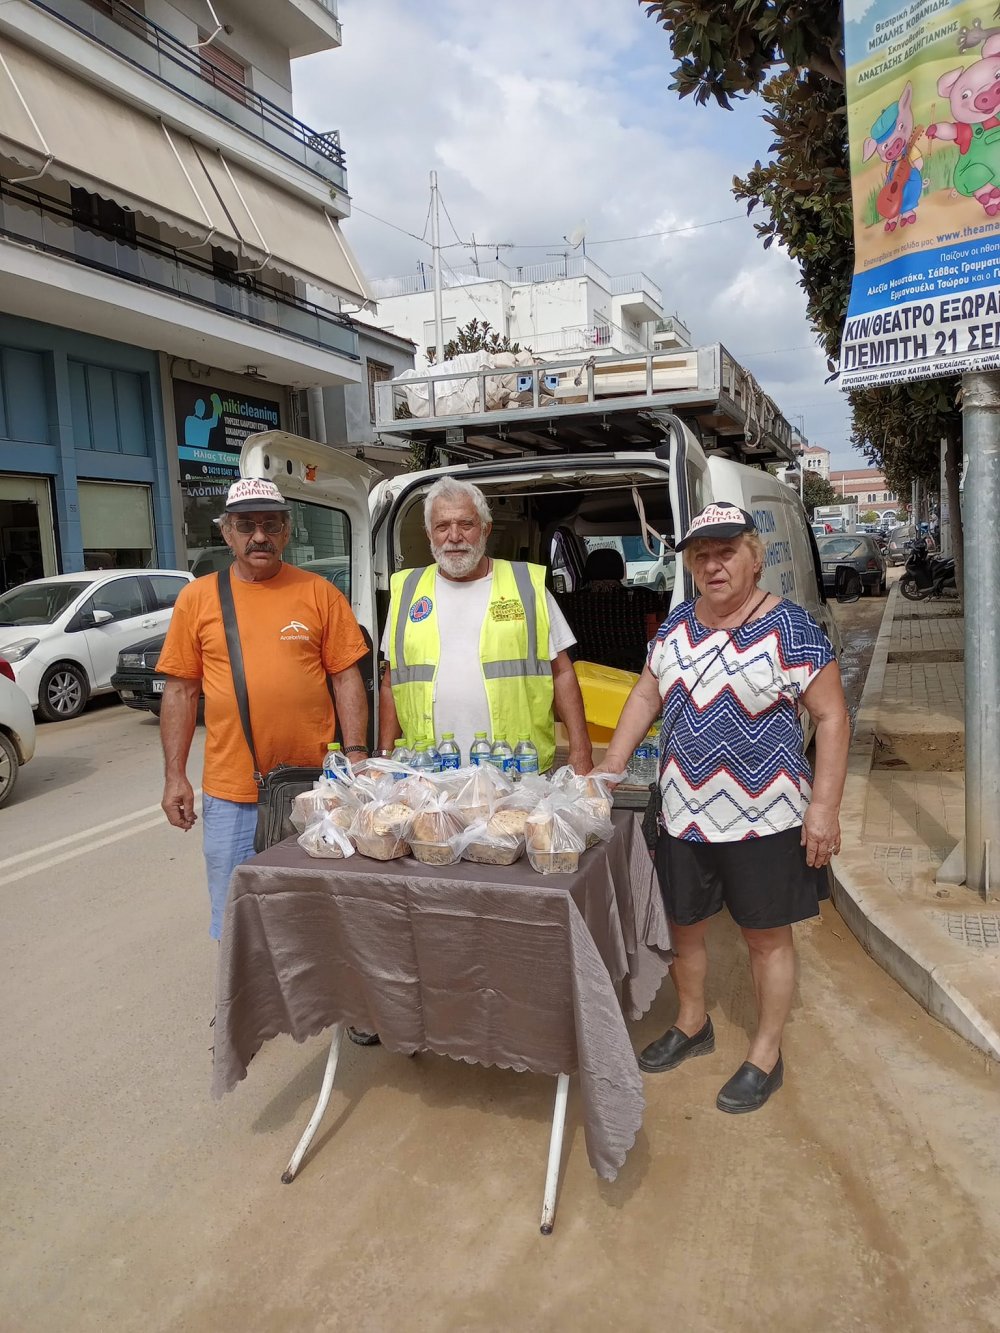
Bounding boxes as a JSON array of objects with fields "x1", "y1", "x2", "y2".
[
  {"x1": 365, "y1": 256, "x2": 687, "y2": 367},
  {"x1": 829, "y1": 467, "x2": 900, "y2": 516},
  {"x1": 801, "y1": 444, "x2": 830, "y2": 479},
  {"x1": 0, "y1": 0, "x2": 369, "y2": 588}
]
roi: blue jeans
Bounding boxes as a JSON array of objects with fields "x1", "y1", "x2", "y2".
[{"x1": 203, "y1": 795, "x2": 257, "y2": 940}]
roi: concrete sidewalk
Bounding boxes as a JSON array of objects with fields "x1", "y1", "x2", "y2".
[{"x1": 833, "y1": 580, "x2": 1000, "y2": 1060}]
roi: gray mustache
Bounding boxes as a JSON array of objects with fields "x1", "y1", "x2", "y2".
[{"x1": 247, "y1": 543, "x2": 275, "y2": 553}]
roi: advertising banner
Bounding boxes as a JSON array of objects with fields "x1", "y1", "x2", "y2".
[
  {"x1": 172, "y1": 379, "x2": 281, "y2": 499},
  {"x1": 841, "y1": 1, "x2": 1000, "y2": 387}
]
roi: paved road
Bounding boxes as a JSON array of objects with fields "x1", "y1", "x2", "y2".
[{"x1": 4, "y1": 609, "x2": 1000, "y2": 1333}]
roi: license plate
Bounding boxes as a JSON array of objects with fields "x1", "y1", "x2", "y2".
[{"x1": 152, "y1": 678, "x2": 166, "y2": 693}]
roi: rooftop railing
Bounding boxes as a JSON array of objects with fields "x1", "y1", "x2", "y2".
[
  {"x1": 30, "y1": 0, "x2": 347, "y2": 190},
  {"x1": 369, "y1": 255, "x2": 662, "y2": 304},
  {"x1": 0, "y1": 181, "x2": 359, "y2": 360}
]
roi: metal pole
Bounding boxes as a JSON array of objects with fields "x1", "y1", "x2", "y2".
[
  {"x1": 430, "y1": 170, "x2": 445, "y2": 363},
  {"x1": 962, "y1": 371, "x2": 1000, "y2": 897},
  {"x1": 939, "y1": 436, "x2": 950, "y2": 557}
]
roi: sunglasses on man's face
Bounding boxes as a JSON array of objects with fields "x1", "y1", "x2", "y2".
[{"x1": 231, "y1": 517, "x2": 287, "y2": 535}]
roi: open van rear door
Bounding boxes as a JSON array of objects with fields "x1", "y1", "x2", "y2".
[
  {"x1": 240, "y1": 431, "x2": 380, "y2": 738},
  {"x1": 652, "y1": 412, "x2": 710, "y2": 602}
]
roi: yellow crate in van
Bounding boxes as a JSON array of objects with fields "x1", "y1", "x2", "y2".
[{"x1": 573, "y1": 661, "x2": 639, "y2": 742}]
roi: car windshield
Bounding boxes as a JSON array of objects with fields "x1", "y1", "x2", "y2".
[
  {"x1": 619, "y1": 536, "x2": 662, "y2": 565},
  {"x1": 0, "y1": 581, "x2": 89, "y2": 626},
  {"x1": 816, "y1": 537, "x2": 864, "y2": 558}
]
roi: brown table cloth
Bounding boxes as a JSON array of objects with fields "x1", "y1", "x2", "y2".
[{"x1": 213, "y1": 811, "x2": 672, "y2": 1181}]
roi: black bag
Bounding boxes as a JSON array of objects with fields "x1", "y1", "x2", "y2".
[
  {"x1": 217, "y1": 568, "x2": 321, "y2": 854},
  {"x1": 640, "y1": 781, "x2": 661, "y2": 853}
]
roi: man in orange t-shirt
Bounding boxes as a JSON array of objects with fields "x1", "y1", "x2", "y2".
[{"x1": 157, "y1": 477, "x2": 369, "y2": 940}]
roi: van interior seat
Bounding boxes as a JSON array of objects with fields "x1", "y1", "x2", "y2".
[{"x1": 557, "y1": 549, "x2": 668, "y2": 674}]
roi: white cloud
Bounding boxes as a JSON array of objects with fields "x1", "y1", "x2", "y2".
[{"x1": 293, "y1": 0, "x2": 857, "y2": 463}]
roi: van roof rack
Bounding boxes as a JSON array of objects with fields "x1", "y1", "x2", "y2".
[{"x1": 373, "y1": 345, "x2": 794, "y2": 466}]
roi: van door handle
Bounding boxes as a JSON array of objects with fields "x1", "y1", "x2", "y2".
[{"x1": 141, "y1": 618, "x2": 157, "y2": 628}]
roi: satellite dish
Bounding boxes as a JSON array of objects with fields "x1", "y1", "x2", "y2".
[{"x1": 565, "y1": 225, "x2": 587, "y2": 249}]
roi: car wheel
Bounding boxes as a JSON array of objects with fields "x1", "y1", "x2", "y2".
[
  {"x1": 0, "y1": 731, "x2": 18, "y2": 808},
  {"x1": 37, "y1": 662, "x2": 90, "y2": 722},
  {"x1": 879, "y1": 576, "x2": 887, "y2": 594},
  {"x1": 148, "y1": 700, "x2": 162, "y2": 718}
]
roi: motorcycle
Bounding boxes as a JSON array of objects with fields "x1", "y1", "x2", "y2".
[{"x1": 899, "y1": 538, "x2": 958, "y2": 601}]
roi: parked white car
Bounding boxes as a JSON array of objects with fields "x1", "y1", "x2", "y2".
[
  {"x1": 0, "y1": 660, "x2": 35, "y2": 807},
  {"x1": 0, "y1": 570, "x2": 193, "y2": 721}
]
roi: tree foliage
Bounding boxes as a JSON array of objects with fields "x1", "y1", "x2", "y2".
[
  {"x1": 426, "y1": 318, "x2": 524, "y2": 365},
  {"x1": 801, "y1": 469, "x2": 838, "y2": 515},
  {"x1": 640, "y1": 0, "x2": 961, "y2": 501}
]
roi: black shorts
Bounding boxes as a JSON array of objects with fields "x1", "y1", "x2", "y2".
[{"x1": 655, "y1": 826, "x2": 831, "y2": 930}]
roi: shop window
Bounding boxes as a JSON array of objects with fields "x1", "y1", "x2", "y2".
[
  {"x1": 69, "y1": 361, "x2": 151, "y2": 456},
  {"x1": 0, "y1": 348, "x2": 49, "y2": 444},
  {"x1": 367, "y1": 359, "x2": 393, "y2": 423},
  {"x1": 78, "y1": 480, "x2": 154, "y2": 569}
]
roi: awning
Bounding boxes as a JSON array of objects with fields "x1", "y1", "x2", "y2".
[
  {"x1": 196, "y1": 150, "x2": 372, "y2": 304},
  {"x1": 0, "y1": 38, "x2": 371, "y2": 305},
  {"x1": 0, "y1": 38, "x2": 218, "y2": 241}
]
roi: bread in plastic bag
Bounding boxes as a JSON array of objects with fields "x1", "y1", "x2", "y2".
[
  {"x1": 297, "y1": 806, "x2": 356, "y2": 859},
  {"x1": 406, "y1": 789, "x2": 469, "y2": 866},
  {"x1": 290, "y1": 776, "x2": 353, "y2": 832},
  {"x1": 525, "y1": 797, "x2": 586, "y2": 875},
  {"x1": 453, "y1": 763, "x2": 512, "y2": 826},
  {"x1": 463, "y1": 808, "x2": 527, "y2": 866},
  {"x1": 349, "y1": 800, "x2": 412, "y2": 861}
]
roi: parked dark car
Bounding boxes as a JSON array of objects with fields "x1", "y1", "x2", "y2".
[
  {"x1": 885, "y1": 523, "x2": 915, "y2": 566},
  {"x1": 815, "y1": 534, "x2": 887, "y2": 596},
  {"x1": 111, "y1": 633, "x2": 171, "y2": 716}
]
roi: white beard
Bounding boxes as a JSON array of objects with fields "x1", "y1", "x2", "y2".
[{"x1": 435, "y1": 534, "x2": 487, "y2": 578}]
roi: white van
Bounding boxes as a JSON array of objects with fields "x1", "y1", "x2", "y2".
[{"x1": 239, "y1": 421, "x2": 840, "y2": 735}]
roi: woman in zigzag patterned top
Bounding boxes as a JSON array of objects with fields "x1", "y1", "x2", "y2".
[{"x1": 597, "y1": 502, "x2": 850, "y2": 1114}]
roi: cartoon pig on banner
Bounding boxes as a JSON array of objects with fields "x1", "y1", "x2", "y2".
[
  {"x1": 927, "y1": 35, "x2": 1000, "y2": 215},
  {"x1": 864, "y1": 81, "x2": 924, "y2": 230}
]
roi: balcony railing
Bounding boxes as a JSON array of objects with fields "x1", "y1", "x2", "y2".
[
  {"x1": 29, "y1": 0, "x2": 347, "y2": 190},
  {"x1": 0, "y1": 181, "x2": 359, "y2": 360},
  {"x1": 520, "y1": 324, "x2": 651, "y2": 357}
]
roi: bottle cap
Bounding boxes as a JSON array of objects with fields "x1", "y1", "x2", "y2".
[
  {"x1": 393, "y1": 739, "x2": 406, "y2": 749},
  {"x1": 327, "y1": 742, "x2": 340, "y2": 751},
  {"x1": 442, "y1": 732, "x2": 454, "y2": 739},
  {"x1": 518, "y1": 735, "x2": 530, "y2": 741},
  {"x1": 474, "y1": 731, "x2": 487, "y2": 737}
]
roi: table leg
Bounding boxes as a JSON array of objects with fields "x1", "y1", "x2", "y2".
[
  {"x1": 281, "y1": 1022, "x2": 345, "y2": 1184},
  {"x1": 539, "y1": 1072, "x2": 571, "y2": 1235}
]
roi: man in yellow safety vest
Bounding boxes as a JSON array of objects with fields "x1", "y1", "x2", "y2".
[{"x1": 377, "y1": 476, "x2": 593, "y2": 774}]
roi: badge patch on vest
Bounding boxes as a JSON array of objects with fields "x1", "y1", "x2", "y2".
[
  {"x1": 409, "y1": 595, "x2": 434, "y2": 623},
  {"x1": 490, "y1": 597, "x2": 526, "y2": 623}
]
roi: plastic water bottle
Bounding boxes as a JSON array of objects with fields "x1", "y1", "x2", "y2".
[
  {"x1": 629, "y1": 729, "x2": 658, "y2": 787},
  {"x1": 514, "y1": 735, "x2": 539, "y2": 779},
  {"x1": 424, "y1": 737, "x2": 442, "y2": 773},
  {"x1": 391, "y1": 738, "x2": 411, "y2": 778},
  {"x1": 470, "y1": 732, "x2": 492, "y2": 767},
  {"x1": 438, "y1": 732, "x2": 461, "y2": 770},
  {"x1": 322, "y1": 742, "x2": 351, "y2": 784},
  {"x1": 490, "y1": 737, "x2": 514, "y2": 775},
  {"x1": 410, "y1": 742, "x2": 434, "y2": 774}
]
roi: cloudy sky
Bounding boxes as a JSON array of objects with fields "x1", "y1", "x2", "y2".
[{"x1": 292, "y1": 0, "x2": 859, "y2": 466}]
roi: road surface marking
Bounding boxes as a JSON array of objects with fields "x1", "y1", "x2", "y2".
[{"x1": 0, "y1": 793, "x2": 202, "y2": 885}]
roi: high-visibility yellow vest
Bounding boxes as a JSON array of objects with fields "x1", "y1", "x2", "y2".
[{"x1": 387, "y1": 559, "x2": 555, "y2": 770}]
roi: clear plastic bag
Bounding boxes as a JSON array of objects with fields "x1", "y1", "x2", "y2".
[
  {"x1": 290, "y1": 776, "x2": 353, "y2": 832},
  {"x1": 349, "y1": 799, "x2": 413, "y2": 861},
  {"x1": 406, "y1": 789, "x2": 469, "y2": 866},
  {"x1": 462, "y1": 809, "x2": 527, "y2": 866},
  {"x1": 296, "y1": 807, "x2": 356, "y2": 859},
  {"x1": 525, "y1": 796, "x2": 586, "y2": 875},
  {"x1": 452, "y1": 763, "x2": 513, "y2": 827}
]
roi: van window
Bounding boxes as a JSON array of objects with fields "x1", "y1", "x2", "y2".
[{"x1": 286, "y1": 500, "x2": 352, "y2": 599}]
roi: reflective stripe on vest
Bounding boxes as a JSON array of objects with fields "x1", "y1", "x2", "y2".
[{"x1": 391, "y1": 567, "x2": 435, "y2": 685}]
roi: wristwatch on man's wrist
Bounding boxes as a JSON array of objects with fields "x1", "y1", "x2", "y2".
[{"x1": 344, "y1": 744, "x2": 369, "y2": 757}]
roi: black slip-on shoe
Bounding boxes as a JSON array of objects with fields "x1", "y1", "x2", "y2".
[
  {"x1": 716, "y1": 1054, "x2": 784, "y2": 1114},
  {"x1": 638, "y1": 1016, "x2": 715, "y2": 1073},
  {"x1": 347, "y1": 1027, "x2": 381, "y2": 1047}
]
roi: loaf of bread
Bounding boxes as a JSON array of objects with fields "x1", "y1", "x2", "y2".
[
  {"x1": 463, "y1": 809, "x2": 526, "y2": 866},
  {"x1": 525, "y1": 805, "x2": 585, "y2": 874},
  {"x1": 408, "y1": 806, "x2": 464, "y2": 865},
  {"x1": 350, "y1": 802, "x2": 411, "y2": 860}
]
